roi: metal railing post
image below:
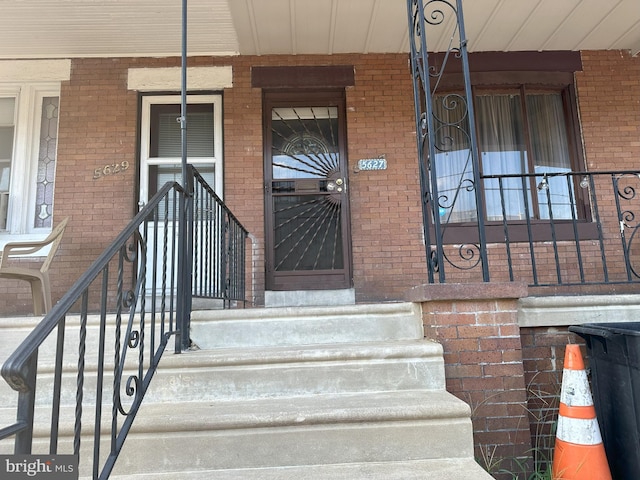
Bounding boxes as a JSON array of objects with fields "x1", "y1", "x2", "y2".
[
  {"x1": 176, "y1": 170, "x2": 194, "y2": 352},
  {"x1": 13, "y1": 352, "x2": 37, "y2": 453},
  {"x1": 406, "y1": 0, "x2": 489, "y2": 283}
]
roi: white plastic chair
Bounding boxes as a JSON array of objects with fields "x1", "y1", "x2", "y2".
[{"x1": 0, "y1": 217, "x2": 69, "y2": 315}]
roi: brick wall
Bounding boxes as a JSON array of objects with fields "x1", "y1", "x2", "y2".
[
  {"x1": 577, "y1": 50, "x2": 640, "y2": 173},
  {"x1": 1, "y1": 49, "x2": 639, "y2": 314},
  {"x1": 1, "y1": 53, "x2": 426, "y2": 313},
  {"x1": 573, "y1": 49, "x2": 640, "y2": 290},
  {"x1": 343, "y1": 54, "x2": 426, "y2": 301},
  {"x1": 414, "y1": 283, "x2": 533, "y2": 478}
]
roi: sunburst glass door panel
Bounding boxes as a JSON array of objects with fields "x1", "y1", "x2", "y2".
[{"x1": 265, "y1": 102, "x2": 352, "y2": 291}]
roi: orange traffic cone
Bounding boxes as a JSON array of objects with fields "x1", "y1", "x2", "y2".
[{"x1": 552, "y1": 344, "x2": 612, "y2": 480}]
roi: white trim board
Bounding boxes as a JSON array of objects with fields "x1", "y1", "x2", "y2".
[
  {"x1": 0, "y1": 60, "x2": 71, "y2": 82},
  {"x1": 127, "y1": 66, "x2": 233, "y2": 91}
]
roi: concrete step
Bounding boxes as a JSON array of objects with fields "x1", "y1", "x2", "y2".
[
  {"x1": 0, "y1": 302, "x2": 421, "y2": 367},
  {"x1": 0, "y1": 314, "x2": 169, "y2": 411},
  {"x1": 0, "y1": 314, "x2": 168, "y2": 369},
  {"x1": 110, "y1": 390, "x2": 475, "y2": 473},
  {"x1": 190, "y1": 302, "x2": 423, "y2": 348},
  {"x1": 1, "y1": 391, "x2": 486, "y2": 477},
  {"x1": 146, "y1": 341, "x2": 446, "y2": 401},
  {"x1": 0, "y1": 340, "x2": 446, "y2": 408},
  {"x1": 103, "y1": 458, "x2": 493, "y2": 479}
]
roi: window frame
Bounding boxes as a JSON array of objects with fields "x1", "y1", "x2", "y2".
[
  {"x1": 432, "y1": 72, "x2": 593, "y2": 244},
  {"x1": 138, "y1": 93, "x2": 223, "y2": 206},
  {"x1": 0, "y1": 83, "x2": 61, "y2": 247}
]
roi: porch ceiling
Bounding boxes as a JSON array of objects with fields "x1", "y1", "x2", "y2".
[{"x1": 0, "y1": 0, "x2": 638, "y2": 60}]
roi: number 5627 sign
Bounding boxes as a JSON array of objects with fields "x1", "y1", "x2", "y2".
[{"x1": 357, "y1": 158, "x2": 387, "y2": 171}]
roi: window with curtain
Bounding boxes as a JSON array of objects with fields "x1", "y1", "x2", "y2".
[{"x1": 434, "y1": 86, "x2": 579, "y2": 224}]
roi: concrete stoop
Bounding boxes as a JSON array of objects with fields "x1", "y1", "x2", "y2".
[
  {"x1": 0, "y1": 303, "x2": 493, "y2": 479},
  {"x1": 112, "y1": 302, "x2": 492, "y2": 479}
]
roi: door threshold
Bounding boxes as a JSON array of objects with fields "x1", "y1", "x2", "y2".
[{"x1": 265, "y1": 289, "x2": 355, "y2": 308}]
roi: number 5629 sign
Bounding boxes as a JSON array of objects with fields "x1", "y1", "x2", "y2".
[{"x1": 93, "y1": 161, "x2": 130, "y2": 179}]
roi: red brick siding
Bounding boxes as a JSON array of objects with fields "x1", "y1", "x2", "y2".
[
  {"x1": 577, "y1": 50, "x2": 640, "y2": 173},
  {"x1": 1, "y1": 50, "x2": 639, "y2": 313},
  {"x1": 422, "y1": 298, "x2": 533, "y2": 476},
  {"x1": 344, "y1": 54, "x2": 426, "y2": 301}
]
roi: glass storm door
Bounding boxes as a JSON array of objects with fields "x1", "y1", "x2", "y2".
[
  {"x1": 264, "y1": 92, "x2": 352, "y2": 291},
  {"x1": 139, "y1": 94, "x2": 223, "y2": 297}
]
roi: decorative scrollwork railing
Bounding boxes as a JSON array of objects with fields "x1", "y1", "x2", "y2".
[
  {"x1": 0, "y1": 166, "x2": 248, "y2": 479},
  {"x1": 613, "y1": 172, "x2": 640, "y2": 281},
  {"x1": 406, "y1": 0, "x2": 489, "y2": 284},
  {"x1": 406, "y1": 1, "x2": 640, "y2": 288},
  {"x1": 419, "y1": 170, "x2": 640, "y2": 287}
]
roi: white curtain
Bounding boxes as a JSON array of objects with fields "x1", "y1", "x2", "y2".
[
  {"x1": 432, "y1": 95, "x2": 477, "y2": 223},
  {"x1": 476, "y1": 94, "x2": 530, "y2": 221},
  {"x1": 435, "y1": 91, "x2": 574, "y2": 223},
  {"x1": 527, "y1": 93, "x2": 574, "y2": 219}
]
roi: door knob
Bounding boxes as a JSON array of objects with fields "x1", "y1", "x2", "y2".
[{"x1": 327, "y1": 178, "x2": 345, "y2": 193}]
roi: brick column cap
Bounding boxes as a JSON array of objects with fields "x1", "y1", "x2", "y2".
[{"x1": 404, "y1": 282, "x2": 528, "y2": 302}]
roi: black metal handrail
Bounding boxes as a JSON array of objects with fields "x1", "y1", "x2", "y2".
[
  {"x1": 0, "y1": 166, "x2": 248, "y2": 478},
  {"x1": 424, "y1": 170, "x2": 640, "y2": 287},
  {"x1": 192, "y1": 168, "x2": 248, "y2": 307}
]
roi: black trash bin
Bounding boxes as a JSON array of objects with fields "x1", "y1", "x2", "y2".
[{"x1": 569, "y1": 323, "x2": 640, "y2": 480}]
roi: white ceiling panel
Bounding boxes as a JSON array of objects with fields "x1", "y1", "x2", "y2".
[
  {"x1": 0, "y1": 0, "x2": 639, "y2": 59},
  {"x1": 614, "y1": 23, "x2": 640, "y2": 54},
  {"x1": 226, "y1": 0, "x2": 258, "y2": 55},
  {"x1": 576, "y1": 1, "x2": 640, "y2": 51},
  {"x1": 293, "y1": 0, "x2": 335, "y2": 54},
  {"x1": 460, "y1": 0, "x2": 505, "y2": 52},
  {"x1": 543, "y1": 0, "x2": 626, "y2": 51},
  {"x1": 250, "y1": 0, "x2": 294, "y2": 55},
  {"x1": 504, "y1": 0, "x2": 582, "y2": 52},
  {"x1": 332, "y1": 0, "x2": 377, "y2": 54},
  {"x1": 472, "y1": 0, "x2": 542, "y2": 52},
  {"x1": 366, "y1": 0, "x2": 409, "y2": 53}
]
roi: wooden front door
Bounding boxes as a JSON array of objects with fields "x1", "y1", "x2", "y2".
[{"x1": 264, "y1": 91, "x2": 352, "y2": 291}]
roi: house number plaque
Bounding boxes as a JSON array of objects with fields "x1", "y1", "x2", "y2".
[
  {"x1": 357, "y1": 157, "x2": 387, "y2": 171},
  {"x1": 93, "y1": 161, "x2": 130, "y2": 180}
]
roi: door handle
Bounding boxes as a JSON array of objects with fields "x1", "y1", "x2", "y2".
[{"x1": 327, "y1": 178, "x2": 345, "y2": 193}]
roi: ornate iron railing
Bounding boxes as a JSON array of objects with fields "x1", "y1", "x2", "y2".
[
  {"x1": 407, "y1": 0, "x2": 489, "y2": 284},
  {"x1": 0, "y1": 166, "x2": 247, "y2": 478},
  {"x1": 423, "y1": 170, "x2": 640, "y2": 287},
  {"x1": 406, "y1": 1, "x2": 640, "y2": 288}
]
